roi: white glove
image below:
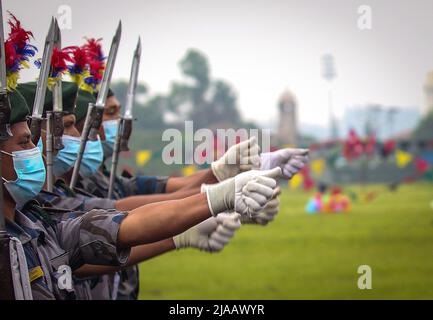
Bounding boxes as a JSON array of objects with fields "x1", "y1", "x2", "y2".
[
  {"x1": 241, "y1": 187, "x2": 281, "y2": 225},
  {"x1": 260, "y1": 148, "x2": 309, "y2": 179},
  {"x1": 211, "y1": 137, "x2": 261, "y2": 182},
  {"x1": 173, "y1": 213, "x2": 241, "y2": 252},
  {"x1": 204, "y1": 167, "x2": 282, "y2": 220}
]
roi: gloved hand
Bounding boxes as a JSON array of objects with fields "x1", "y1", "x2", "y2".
[
  {"x1": 204, "y1": 167, "x2": 282, "y2": 219},
  {"x1": 211, "y1": 137, "x2": 261, "y2": 182},
  {"x1": 241, "y1": 187, "x2": 281, "y2": 226},
  {"x1": 260, "y1": 148, "x2": 309, "y2": 179},
  {"x1": 173, "y1": 213, "x2": 241, "y2": 252}
]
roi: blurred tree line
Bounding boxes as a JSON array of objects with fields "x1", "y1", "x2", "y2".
[
  {"x1": 413, "y1": 111, "x2": 433, "y2": 140},
  {"x1": 111, "y1": 48, "x2": 255, "y2": 130}
]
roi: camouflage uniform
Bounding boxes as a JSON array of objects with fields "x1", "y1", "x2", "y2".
[
  {"x1": 79, "y1": 168, "x2": 168, "y2": 199},
  {"x1": 36, "y1": 180, "x2": 116, "y2": 212},
  {"x1": 5, "y1": 201, "x2": 130, "y2": 300},
  {"x1": 35, "y1": 180, "x2": 120, "y2": 300},
  {"x1": 78, "y1": 168, "x2": 168, "y2": 300}
]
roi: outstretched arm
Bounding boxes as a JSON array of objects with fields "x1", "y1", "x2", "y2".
[
  {"x1": 117, "y1": 168, "x2": 280, "y2": 248},
  {"x1": 165, "y1": 169, "x2": 217, "y2": 193},
  {"x1": 73, "y1": 214, "x2": 241, "y2": 278},
  {"x1": 115, "y1": 186, "x2": 201, "y2": 211},
  {"x1": 73, "y1": 239, "x2": 175, "y2": 278},
  {"x1": 118, "y1": 193, "x2": 211, "y2": 247}
]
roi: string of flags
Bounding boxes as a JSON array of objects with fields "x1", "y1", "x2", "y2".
[
  {"x1": 129, "y1": 126, "x2": 433, "y2": 180},
  {"x1": 131, "y1": 147, "x2": 433, "y2": 179}
]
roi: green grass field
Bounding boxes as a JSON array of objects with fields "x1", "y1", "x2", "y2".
[{"x1": 138, "y1": 183, "x2": 433, "y2": 300}]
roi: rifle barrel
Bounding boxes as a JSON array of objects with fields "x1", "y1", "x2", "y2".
[
  {"x1": 70, "y1": 103, "x2": 94, "y2": 189},
  {"x1": 46, "y1": 112, "x2": 54, "y2": 192},
  {"x1": 107, "y1": 119, "x2": 124, "y2": 198}
]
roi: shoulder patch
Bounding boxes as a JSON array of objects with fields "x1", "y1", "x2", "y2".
[{"x1": 29, "y1": 266, "x2": 44, "y2": 283}]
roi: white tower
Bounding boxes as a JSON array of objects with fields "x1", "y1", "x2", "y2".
[
  {"x1": 278, "y1": 90, "x2": 297, "y2": 146},
  {"x1": 423, "y1": 71, "x2": 433, "y2": 115}
]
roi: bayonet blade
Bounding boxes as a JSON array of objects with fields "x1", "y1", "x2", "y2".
[
  {"x1": 32, "y1": 18, "x2": 56, "y2": 118},
  {"x1": 0, "y1": 1, "x2": 12, "y2": 141},
  {"x1": 51, "y1": 19, "x2": 64, "y2": 151},
  {"x1": 108, "y1": 36, "x2": 139, "y2": 197},
  {"x1": 52, "y1": 19, "x2": 62, "y2": 113},
  {"x1": 0, "y1": 0, "x2": 7, "y2": 90},
  {"x1": 124, "y1": 37, "x2": 141, "y2": 119},
  {"x1": 54, "y1": 18, "x2": 61, "y2": 48},
  {"x1": 95, "y1": 21, "x2": 122, "y2": 106}
]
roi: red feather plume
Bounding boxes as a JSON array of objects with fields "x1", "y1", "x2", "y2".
[
  {"x1": 4, "y1": 40, "x2": 17, "y2": 69},
  {"x1": 80, "y1": 38, "x2": 106, "y2": 89},
  {"x1": 50, "y1": 46, "x2": 77, "y2": 78},
  {"x1": 7, "y1": 12, "x2": 33, "y2": 51},
  {"x1": 4, "y1": 12, "x2": 37, "y2": 91},
  {"x1": 70, "y1": 46, "x2": 89, "y2": 71},
  {"x1": 82, "y1": 38, "x2": 104, "y2": 61}
]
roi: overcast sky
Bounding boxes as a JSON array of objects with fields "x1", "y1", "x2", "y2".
[{"x1": 4, "y1": 0, "x2": 433, "y2": 128}]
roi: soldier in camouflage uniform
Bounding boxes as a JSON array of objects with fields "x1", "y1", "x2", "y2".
[
  {"x1": 16, "y1": 82, "x2": 243, "y2": 300},
  {"x1": 75, "y1": 88, "x2": 294, "y2": 300},
  {"x1": 2, "y1": 90, "x2": 131, "y2": 299},
  {"x1": 76, "y1": 89, "x2": 215, "y2": 300},
  {"x1": 1, "y1": 7, "x2": 307, "y2": 302},
  {"x1": 17, "y1": 82, "x2": 117, "y2": 213},
  {"x1": 6, "y1": 83, "x2": 273, "y2": 300},
  {"x1": 3, "y1": 86, "x2": 270, "y2": 300},
  {"x1": 29, "y1": 85, "x2": 251, "y2": 300}
]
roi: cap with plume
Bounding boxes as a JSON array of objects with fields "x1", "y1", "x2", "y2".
[
  {"x1": 67, "y1": 46, "x2": 92, "y2": 92},
  {"x1": 35, "y1": 46, "x2": 77, "y2": 89},
  {"x1": 4, "y1": 12, "x2": 37, "y2": 91},
  {"x1": 81, "y1": 38, "x2": 106, "y2": 92}
]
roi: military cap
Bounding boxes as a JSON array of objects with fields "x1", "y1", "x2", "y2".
[
  {"x1": 17, "y1": 81, "x2": 78, "y2": 116},
  {"x1": 108, "y1": 88, "x2": 115, "y2": 98},
  {"x1": 75, "y1": 89, "x2": 96, "y2": 123},
  {"x1": 9, "y1": 90, "x2": 30, "y2": 124}
]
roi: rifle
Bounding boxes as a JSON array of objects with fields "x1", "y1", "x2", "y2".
[
  {"x1": 0, "y1": 0, "x2": 15, "y2": 300},
  {"x1": 70, "y1": 21, "x2": 122, "y2": 189},
  {"x1": 107, "y1": 38, "x2": 141, "y2": 199},
  {"x1": 46, "y1": 19, "x2": 63, "y2": 192}
]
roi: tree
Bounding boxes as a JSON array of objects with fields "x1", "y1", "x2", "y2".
[
  {"x1": 110, "y1": 80, "x2": 148, "y2": 107},
  {"x1": 208, "y1": 80, "x2": 240, "y2": 125},
  {"x1": 138, "y1": 95, "x2": 167, "y2": 129},
  {"x1": 112, "y1": 48, "x2": 252, "y2": 130},
  {"x1": 111, "y1": 80, "x2": 165, "y2": 129},
  {"x1": 169, "y1": 48, "x2": 244, "y2": 128},
  {"x1": 413, "y1": 111, "x2": 433, "y2": 140},
  {"x1": 179, "y1": 49, "x2": 210, "y2": 96}
]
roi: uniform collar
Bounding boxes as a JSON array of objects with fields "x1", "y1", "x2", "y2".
[
  {"x1": 10, "y1": 207, "x2": 48, "y2": 245},
  {"x1": 6, "y1": 212, "x2": 33, "y2": 245}
]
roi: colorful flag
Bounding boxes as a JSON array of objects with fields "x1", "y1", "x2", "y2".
[
  {"x1": 289, "y1": 173, "x2": 304, "y2": 189},
  {"x1": 136, "y1": 150, "x2": 152, "y2": 167},
  {"x1": 395, "y1": 149, "x2": 413, "y2": 168},
  {"x1": 182, "y1": 165, "x2": 197, "y2": 177},
  {"x1": 311, "y1": 159, "x2": 325, "y2": 176},
  {"x1": 415, "y1": 157, "x2": 430, "y2": 174}
]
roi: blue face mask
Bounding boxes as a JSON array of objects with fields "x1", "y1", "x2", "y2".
[
  {"x1": 53, "y1": 135, "x2": 80, "y2": 177},
  {"x1": 2, "y1": 147, "x2": 46, "y2": 208},
  {"x1": 37, "y1": 137, "x2": 43, "y2": 154},
  {"x1": 80, "y1": 137, "x2": 103, "y2": 177},
  {"x1": 102, "y1": 120, "x2": 118, "y2": 159}
]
